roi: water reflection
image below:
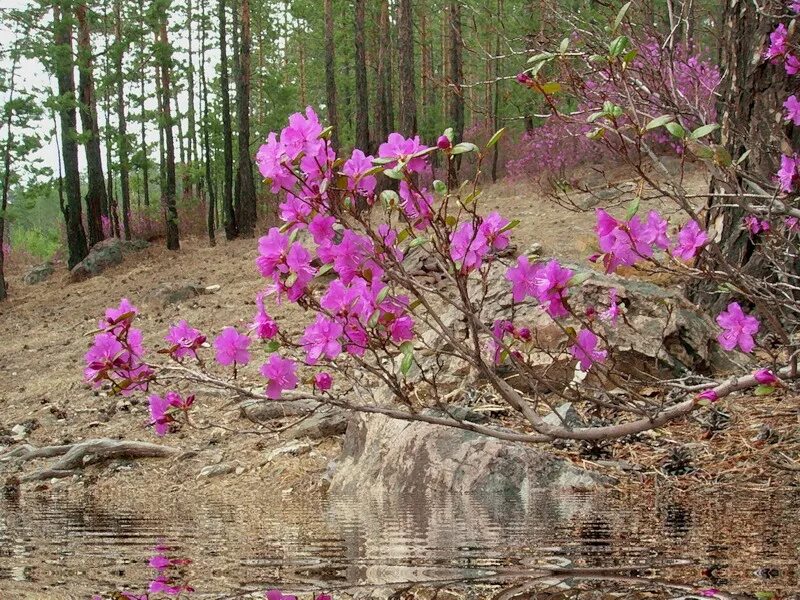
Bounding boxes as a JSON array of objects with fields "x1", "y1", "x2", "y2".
[{"x1": 0, "y1": 487, "x2": 797, "y2": 598}]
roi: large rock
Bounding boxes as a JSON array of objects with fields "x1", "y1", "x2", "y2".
[
  {"x1": 23, "y1": 262, "x2": 54, "y2": 285},
  {"x1": 70, "y1": 238, "x2": 149, "y2": 281},
  {"x1": 328, "y1": 412, "x2": 610, "y2": 498}
]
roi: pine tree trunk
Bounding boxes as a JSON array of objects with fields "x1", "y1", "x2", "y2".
[
  {"x1": 0, "y1": 54, "x2": 18, "y2": 300},
  {"x1": 354, "y1": 0, "x2": 370, "y2": 153},
  {"x1": 219, "y1": 0, "x2": 237, "y2": 239},
  {"x1": 200, "y1": 0, "x2": 216, "y2": 246},
  {"x1": 187, "y1": 0, "x2": 197, "y2": 202},
  {"x1": 398, "y1": 0, "x2": 417, "y2": 135},
  {"x1": 491, "y1": 0, "x2": 502, "y2": 182},
  {"x1": 374, "y1": 0, "x2": 390, "y2": 145},
  {"x1": 323, "y1": 0, "x2": 340, "y2": 150},
  {"x1": 54, "y1": 1, "x2": 89, "y2": 270},
  {"x1": 448, "y1": 1, "x2": 464, "y2": 185},
  {"x1": 114, "y1": 0, "x2": 131, "y2": 239},
  {"x1": 235, "y1": 0, "x2": 257, "y2": 237},
  {"x1": 689, "y1": 0, "x2": 791, "y2": 312},
  {"x1": 76, "y1": 2, "x2": 107, "y2": 247},
  {"x1": 139, "y1": 0, "x2": 150, "y2": 208},
  {"x1": 158, "y1": 16, "x2": 180, "y2": 250}
]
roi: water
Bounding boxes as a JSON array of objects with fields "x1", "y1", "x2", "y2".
[{"x1": 0, "y1": 486, "x2": 798, "y2": 599}]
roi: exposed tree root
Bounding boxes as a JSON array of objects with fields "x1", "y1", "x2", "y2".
[{"x1": 0, "y1": 438, "x2": 179, "y2": 482}]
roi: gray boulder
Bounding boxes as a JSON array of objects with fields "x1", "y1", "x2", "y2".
[
  {"x1": 23, "y1": 262, "x2": 54, "y2": 285},
  {"x1": 328, "y1": 412, "x2": 610, "y2": 499},
  {"x1": 70, "y1": 238, "x2": 149, "y2": 281}
]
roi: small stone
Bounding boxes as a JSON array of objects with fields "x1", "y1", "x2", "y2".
[
  {"x1": 197, "y1": 463, "x2": 235, "y2": 479},
  {"x1": 235, "y1": 466, "x2": 245, "y2": 475}
]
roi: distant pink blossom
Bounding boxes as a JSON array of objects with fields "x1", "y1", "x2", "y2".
[
  {"x1": 506, "y1": 255, "x2": 540, "y2": 302},
  {"x1": 716, "y1": 302, "x2": 760, "y2": 353},
  {"x1": 786, "y1": 53, "x2": 800, "y2": 75},
  {"x1": 784, "y1": 95, "x2": 800, "y2": 125},
  {"x1": 213, "y1": 327, "x2": 251, "y2": 366},
  {"x1": 785, "y1": 216, "x2": 799, "y2": 231},
  {"x1": 266, "y1": 590, "x2": 298, "y2": 600},
  {"x1": 642, "y1": 210, "x2": 671, "y2": 250},
  {"x1": 148, "y1": 394, "x2": 172, "y2": 436},
  {"x1": 743, "y1": 215, "x2": 770, "y2": 235},
  {"x1": 449, "y1": 222, "x2": 489, "y2": 271},
  {"x1": 672, "y1": 220, "x2": 708, "y2": 260},
  {"x1": 260, "y1": 354, "x2": 298, "y2": 399},
  {"x1": 570, "y1": 329, "x2": 607, "y2": 371},
  {"x1": 765, "y1": 23, "x2": 789, "y2": 61},
  {"x1": 600, "y1": 288, "x2": 621, "y2": 326},
  {"x1": 777, "y1": 154, "x2": 800, "y2": 192},
  {"x1": 533, "y1": 259, "x2": 574, "y2": 318}
]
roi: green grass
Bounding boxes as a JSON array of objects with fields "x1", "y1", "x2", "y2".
[{"x1": 10, "y1": 226, "x2": 60, "y2": 261}]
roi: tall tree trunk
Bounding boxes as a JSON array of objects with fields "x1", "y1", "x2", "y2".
[
  {"x1": 114, "y1": 0, "x2": 131, "y2": 239},
  {"x1": 398, "y1": 0, "x2": 417, "y2": 135},
  {"x1": 0, "y1": 53, "x2": 18, "y2": 301},
  {"x1": 54, "y1": 1, "x2": 89, "y2": 270},
  {"x1": 448, "y1": 0, "x2": 464, "y2": 186},
  {"x1": 690, "y1": 0, "x2": 792, "y2": 312},
  {"x1": 374, "y1": 0, "x2": 390, "y2": 145},
  {"x1": 491, "y1": 0, "x2": 502, "y2": 182},
  {"x1": 231, "y1": 0, "x2": 241, "y2": 216},
  {"x1": 186, "y1": 0, "x2": 197, "y2": 201},
  {"x1": 200, "y1": 0, "x2": 216, "y2": 246},
  {"x1": 139, "y1": 0, "x2": 149, "y2": 208},
  {"x1": 354, "y1": 0, "x2": 370, "y2": 152},
  {"x1": 76, "y1": 2, "x2": 107, "y2": 247},
  {"x1": 219, "y1": 0, "x2": 237, "y2": 239},
  {"x1": 323, "y1": 0, "x2": 340, "y2": 150},
  {"x1": 158, "y1": 15, "x2": 180, "y2": 250},
  {"x1": 235, "y1": 0, "x2": 257, "y2": 237}
]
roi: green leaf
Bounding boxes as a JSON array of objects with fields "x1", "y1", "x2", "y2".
[
  {"x1": 400, "y1": 341, "x2": 414, "y2": 355},
  {"x1": 612, "y1": 1, "x2": 632, "y2": 33},
  {"x1": 568, "y1": 271, "x2": 592, "y2": 287},
  {"x1": 665, "y1": 122, "x2": 686, "y2": 139},
  {"x1": 527, "y1": 51, "x2": 553, "y2": 64},
  {"x1": 754, "y1": 385, "x2": 776, "y2": 396},
  {"x1": 622, "y1": 49, "x2": 638, "y2": 64},
  {"x1": 690, "y1": 123, "x2": 720, "y2": 140},
  {"x1": 380, "y1": 189, "x2": 400, "y2": 207},
  {"x1": 368, "y1": 310, "x2": 380, "y2": 328},
  {"x1": 736, "y1": 149, "x2": 751, "y2": 165},
  {"x1": 608, "y1": 35, "x2": 629, "y2": 57},
  {"x1": 443, "y1": 127, "x2": 454, "y2": 142},
  {"x1": 319, "y1": 125, "x2": 334, "y2": 140},
  {"x1": 755, "y1": 592, "x2": 775, "y2": 600},
  {"x1": 408, "y1": 236, "x2": 429, "y2": 249},
  {"x1": 400, "y1": 352, "x2": 414, "y2": 375},
  {"x1": 644, "y1": 115, "x2": 674, "y2": 131},
  {"x1": 539, "y1": 82, "x2": 561, "y2": 95},
  {"x1": 384, "y1": 167, "x2": 405, "y2": 180},
  {"x1": 499, "y1": 219, "x2": 520, "y2": 233},
  {"x1": 372, "y1": 156, "x2": 395, "y2": 165},
  {"x1": 558, "y1": 37, "x2": 570, "y2": 53},
  {"x1": 588, "y1": 111, "x2": 605, "y2": 123},
  {"x1": 451, "y1": 142, "x2": 479, "y2": 155},
  {"x1": 375, "y1": 286, "x2": 390, "y2": 305},
  {"x1": 486, "y1": 127, "x2": 506, "y2": 148},
  {"x1": 316, "y1": 263, "x2": 333, "y2": 277},
  {"x1": 433, "y1": 179, "x2": 447, "y2": 194},
  {"x1": 445, "y1": 215, "x2": 458, "y2": 227},
  {"x1": 586, "y1": 128, "x2": 605, "y2": 140},
  {"x1": 625, "y1": 197, "x2": 640, "y2": 220},
  {"x1": 264, "y1": 340, "x2": 280, "y2": 353},
  {"x1": 397, "y1": 228, "x2": 412, "y2": 243}
]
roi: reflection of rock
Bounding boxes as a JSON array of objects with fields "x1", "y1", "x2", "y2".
[
  {"x1": 23, "y1": 262, "x2": 54, "y2": 285},
  {"x1": 69, "y1": 238, "x2": 149, "y2": 282},
  {"x1": 329, "y1": 412, "x2": 610, "y2": 499}
]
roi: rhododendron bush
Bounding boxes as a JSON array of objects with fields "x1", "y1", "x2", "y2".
[{"x1": 82, "y1": 10, "x2": 799, "y2": 446}]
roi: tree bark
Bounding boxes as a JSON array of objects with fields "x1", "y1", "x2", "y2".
[
  {"x1": 398, "y1": 0, "x2": 417, "y2": 135},
  {"x1": 138, "y1": 0, "x2": 149, "y2": 208},
  {"x1": 690, "y1": 0, "x2": 792, "y2": 312},
  {"x1": 158, "y1": 15, "x2": 179, "y2": 250},
  {"x1": 114, "y1": 0, "x2": 131, "y2": 239},
  {"x1": 235, "y1": 0, "x2": 257, "y2": 237},
  {"x1": 53, "y1": 1, "x2": 89, "y2": 270},
  {"x1": 354, "y1": 0, "x2": 370, "y2": 152},
  {"x1": 219, "y1": 0, "x2": 237, "y2": 239},
  {"x1": 0, "y1": 54, "x2": 18, "y2": 301},
  {"x1": 200, "y1": 0, "x2": 216, "y2": 246},
  {"x1": 76, "y1": 2, "x2": 107, "y2": 247},
  {"x1": 448, "y1": 1, "x2": 464, "y2": 185},
  {"x1": 323, "y1": 0, "x2": 340, "y2": 150},
  {"x1": 374, "y1": 0, "x2": 390, "y2": 145}
]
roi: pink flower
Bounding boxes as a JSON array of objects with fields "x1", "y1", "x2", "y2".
[
  {"x1": 754, "y1": 369, "x2": 779, "y2": 385},
  {"x1": 777, "y1": 154, "x2": 800, "y2": 192},
  {"x1": 281, "y1": 106, "x2": 324, "y2": 160},
  {"x1": 642, "y1": 210, "x2": 670, "y2": 250},
  {"x1": 696, "y1": 389, "x2": 719, "y2": 403},
  {"x1": 266, "y1": 590, "x2": 298, "y2": 600},
  {"x1": 672, "y1": 220, "x2": 708, "y2": 260},
  {"x1": 570, "y1": 329, "x2": 607, "y2": 371},
  {"x1": 595, "y1": 209, "x2": 653, "y2": 272},
  {"x1": 166, "y1": 391, "x2": 194, "y2": 411},
  {"x1": 256, "y1": 132, "x2": 294, "y2": 193},
  {"x1": 279, "y1": 194, "x2": 312, "y2": 229},
  {"x1": 282, "y1": 242, "x2": 316, "y2": 301},
  {"x1": 343, "y1": 149, "x2": 377, "y2": 196},
  {"x1": 793, "y1": 0, "x2": 800, "y2": 13},
  {"x1": 253, "y1": 293, "x2": 279, "y2": 340},
  {"x1": 148, "y1": 394, "x2": 172, "y2": 436},
  {"x1": 164, "y1": 320, "x2": 206, "y2": 359},
  {"x1": 309, "y1": 214, "x2": 336, "y2": 245},
  {"x1": 786, "y1": 53, "x2": 800, "y2": 75},
  {"x1": 600, "y1": 288, "x2": 621, "y2": 326},
  {"x1": 213, "y1": 327, "x2": 251, "y2": 366},
  {"x1": 315, "y1": 372, "x2": 333, "y2": 391},
  {"x1": 786, "y1": 216, "x2": 800, "y2": 231},
  {"x1": 533, "y1": 259, "x2": 574, "y2": 318},
  {"x1": 398, "y1": 181, "x2": 434, "y2": 229},
  {"x1": 506, "y1": 255, "x2": 540, "y2": 302},
  {"x1": 100, "y1": 298, "x2": 139, "y2": 333},
  {"x1": 516, "y1": 72, "x2": 533, "y2": 85},
  {"x1": 84, "y1": 333, "x2": 124, "y2": 384},
  {"x1": 257, "y1": 228, "x2": 290, "y2": 278},
  {"x1": 784, "y1": 95, "x2": 800, "y2": 125},
  {"x1": 743, "y1": 215, "x2": 770, "y2": 235},
  {"x1": 716, "y1": 302, "x2": 760, "y2": 353},
  {"x1": 699, "y1": 588, "x2": 719, "y2": 597},
  {"x1": 765, "y1": 23, "x2": 789, "y2": 61},
  {"x1": 260, "y1": 354, "x2": 298, "y2": 399},
  {"x1": 149, "y1": 575, "x2": 183, "y2": 595},
  {"x1": 302, "y1": 315, "x2": 343, "y2": 364},
  {"x1": 329, "y1": 230, "x2": 378, "y2": 284},
  {"x1": 449, "y1": 222, "x2": 489, "y2": 271},
  {"x1": 378, "y1": 132, "x2": 429, "y2": 173},
  {"x1": 479, "y1": 212, "x2": 511, "y2": 250},
  {"x1": 436, "y1": 134, "x2": 451, "y2": 150}
]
